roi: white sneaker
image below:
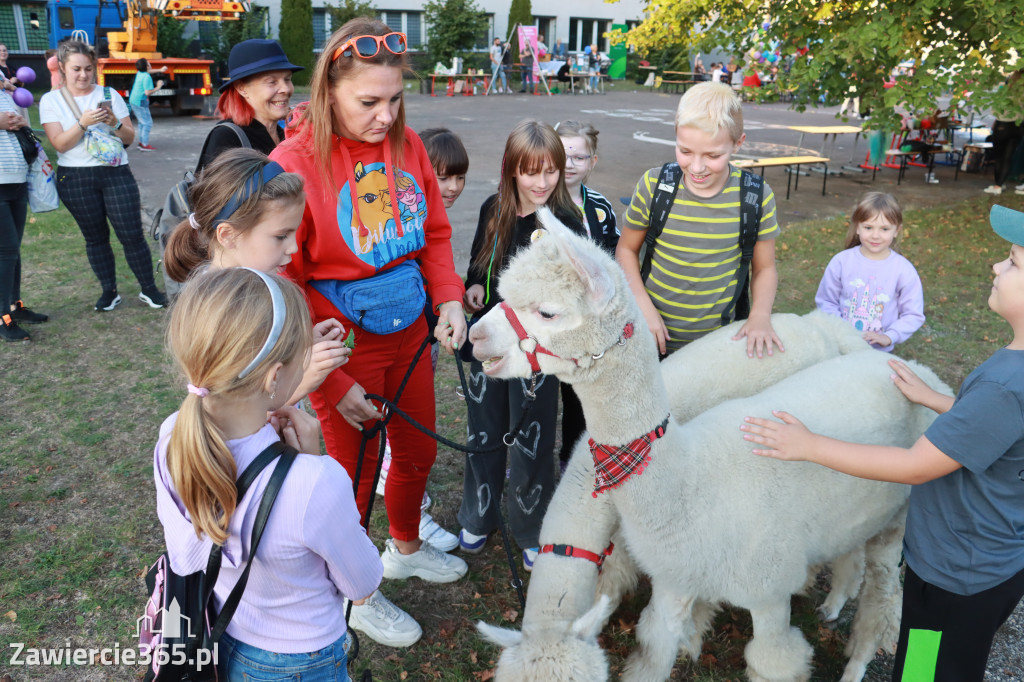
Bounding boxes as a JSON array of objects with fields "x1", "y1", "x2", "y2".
[
  {"x1": 523, "y1": 547, "x2": 539, "y2": 573},
  {"x1": 347, "y1": 590, "x2": 422, "y2": 648},
  {"x1": 925, "y1": 173, "x2": 939, "y2": 184},
  {"x1": 1016, "y1": 183, "x2": 1024, "y2": 191},
  {"x1": 381, "y1": 538, "x2": 468, "y2": 583},
  {"x1": 419, "y1": 512, "x2": 458, "y2": 552},
  {"x1": 458, "y1": 528, "x2": 488, "y2": 554},
  {"x1": 984, "y1": 185, "x2": 1003, "y2": 195}
]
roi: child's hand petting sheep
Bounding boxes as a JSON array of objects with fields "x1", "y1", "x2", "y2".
[
  {"x1": 741, "y1": 410, "x2": 815, "y2": 460},
  {"x1": 889, "y1": 358, "x2": 955, "y2": 415}
]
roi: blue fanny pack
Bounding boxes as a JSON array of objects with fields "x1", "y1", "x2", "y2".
[{"x1": 310, "y1": 260, "x2": 426, "y2": 335}]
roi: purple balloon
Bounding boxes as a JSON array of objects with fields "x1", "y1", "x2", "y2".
[
  {"x1": 12, "y1": 87, "x2": 33, "y2": 108},
  {"x1": 15, "y1": 66, "x2": 35, "y2": 84}
]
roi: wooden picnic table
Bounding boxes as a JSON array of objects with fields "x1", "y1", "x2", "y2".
[
  {"x1": 658, "y1": 71, "x2": 700, "y2": 93},
  {"x1": 733, "y1": 155, "x2": 829, "y2": 200},
  {"x1": 787, "y1": 125, "x2": 862, "y2": 174},
  {"x1": 430, "y1": 72, "x2": 489, "y2": 97}
]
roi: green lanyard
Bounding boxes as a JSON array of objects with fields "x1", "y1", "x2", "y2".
[{"x1": 484, "y1": 230, "x2": 499, "y2": 306}]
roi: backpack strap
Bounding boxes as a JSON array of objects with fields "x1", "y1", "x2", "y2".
[
  {"x1": 59, "y1": 86, "x2": 83, "y2": 120},
  {"x1": 720, "y1": 169, "x2": 764, "y2": 325},
  {"x1": 194, "y1": 120, "x2": 253, "y2": 175},
  {"x1": 639, "y1": 162, "x2": 683, "y2": 282},
  {"x1": 206, "y1": 440, "x2": 297, "y2": 644}
]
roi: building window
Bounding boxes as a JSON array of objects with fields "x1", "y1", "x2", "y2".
[
  {"x1": 312, "y1": 7, "x2": 328, "y2": 52},
  {"x1": 379, "y1": 11, "x2": 422, "y2": 49},
  {"x1": 533, "y1": 15, "x2": 553, "y2": 45},
  {"x1": 58, "y1": 7, "x2": 74, "y2": 30},
  {"x1": 472, "y1": 13, "x2": 493, "y2": 50},
  {"x1": 568, "y1": 17, "x2": 611, "y2": 53}
]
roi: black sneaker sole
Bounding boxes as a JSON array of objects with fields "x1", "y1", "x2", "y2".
[
  {"x1": 95, "y1": 295, "x2": 122, "y2": 311},
  {"x1": 138, "y1": 292, "x2": 166, "y2": 309}
]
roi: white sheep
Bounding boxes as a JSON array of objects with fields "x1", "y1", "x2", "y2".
[{"x1": 472, "y1": 210, "x2": 951, "y2": 682}]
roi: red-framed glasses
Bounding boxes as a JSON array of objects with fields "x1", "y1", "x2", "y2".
[{"x1": 333, "y1": 32, "x2": 408, "y2": 61}]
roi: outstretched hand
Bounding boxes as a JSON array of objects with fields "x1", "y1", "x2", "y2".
[
  {"x1": 732, "y1": 314, "x2": 785, "y2": 358},
  {"x1": 740, "y1": 410, "x2": 815, "y2": 461}
]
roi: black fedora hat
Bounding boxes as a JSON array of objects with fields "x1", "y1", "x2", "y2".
[{"x1": 219, "y1": 39, "x2": 303, "y2": 92}]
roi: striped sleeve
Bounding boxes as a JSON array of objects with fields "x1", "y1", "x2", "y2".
[{"x1": 623, "y1": 168, "x2": 660, "y2": 231}]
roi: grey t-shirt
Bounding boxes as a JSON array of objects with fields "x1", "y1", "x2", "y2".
[{"x1": 906, "y1": 347, "x2": 1024, "y2": 595}]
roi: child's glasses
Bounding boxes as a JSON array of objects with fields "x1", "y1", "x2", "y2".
[
  {"x1": 333, "y1": 33, "x2": 408, "y2": 61},
  {"x1": 566, "y1": 154, "x2": 592, "y2": 166}
]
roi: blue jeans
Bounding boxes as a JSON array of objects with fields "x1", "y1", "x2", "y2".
[
  {"x1": 491, "y1": 63, "x2": 506, "y2": 92},
  {"x1": 219, "y1": 632, "x2": 350, "y2": 681},
  {"x1": 133, "y1": 102, "x2": 153, "y2": 145}
]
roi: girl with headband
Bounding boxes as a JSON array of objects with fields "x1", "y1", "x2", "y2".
[
  {"x1": 164, "y1": 148, "x2": 351, "y2": 404},
  {"x1": 154, "y1": 266, "x2": 382, "y2": 680},
  {"x1": 270, "y1": 17, "x2": 468, "y2": 647}
]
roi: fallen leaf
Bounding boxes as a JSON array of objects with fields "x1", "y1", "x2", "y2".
[
  {"x1": 4, "y1": 611, "x2": 15, "y2": 622},
  {"x1": 473, "y1": 670, "x2": 495, "y2": 681},
  {"x1": 400, "y1": 672, "x2": 408, "y2": 680},
  {"x1": 502, "y1": 609, "x2": 518, "y2": 622},
  {"x1": 470, "y1": 651, "x2": 478, "y2": 664}
]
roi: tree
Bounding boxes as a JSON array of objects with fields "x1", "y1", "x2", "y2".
[
  {"x1": 327, "y1": 0, "x2": 378, "y2": 34},
  {"x1": 506, "y1": 0, "x2": 532, "y2": 62},
  {"x1": 279, "y1": 0, "x2": 314, "y2": 85},
  {"x1": 206, "y1": 7, "x2": 269, "y2": 70},
  {"x1": 614, "y1": 1, "x2": 1024, "y2": 130},
  {"x1": 424, "y1": 0, "x2": 488, "y2": 65},
  {"x1": 155, "y1": 16, "x2": 189, "y2": 58}
]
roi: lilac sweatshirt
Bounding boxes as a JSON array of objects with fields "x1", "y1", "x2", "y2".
[
  {"x1": 154, "y1": 414, "x2": 383, "y2": 653},
  {"x1": 815, "y1": 246, "x2": 925, "y2": 352}
]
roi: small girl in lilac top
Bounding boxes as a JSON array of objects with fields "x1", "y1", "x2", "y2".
[
  {"x1": 154, "y1": 267, "x2": 382, "y2": 681},
  {"x1": 815, "y1": 192, "x2": 925, "y2": 352}
]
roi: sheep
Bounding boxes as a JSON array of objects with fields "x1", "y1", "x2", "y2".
[{"x1": 472, "y1": 210, "x2": 952, "y2": 682}]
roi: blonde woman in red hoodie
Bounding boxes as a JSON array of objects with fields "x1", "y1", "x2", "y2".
[{"x1": 270, "y1": 18, "x2": 468, "y2": 648}]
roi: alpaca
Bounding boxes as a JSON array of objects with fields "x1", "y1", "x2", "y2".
[{"x1": 473, "y1": 211, "x2": 951, "y2": 682}]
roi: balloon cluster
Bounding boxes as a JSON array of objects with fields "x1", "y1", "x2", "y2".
[
  {"x1": 11, "y1": 66, "x2": 36, "y2": 107},
  {"x1": 747, "y1": 21, "x2": 783, "y2": 66}
]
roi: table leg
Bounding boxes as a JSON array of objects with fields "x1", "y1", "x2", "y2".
[
  {"x1": 431, "y1": 75, "x2": 437, "y2": 97},
  {"x1": 786, "y1": 164, "x2": 793, "y2": 200},
  {"x1": 821, "y1": 163, "x2": 827, "y2": 195}
]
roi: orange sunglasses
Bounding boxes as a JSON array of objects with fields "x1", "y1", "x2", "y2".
[{"x1": 332, "y1": 32, "x2": 408, "y2": 61}]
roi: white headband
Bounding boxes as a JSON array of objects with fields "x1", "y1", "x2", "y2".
[{"x1": 237, "y1": 267, "x2": 287, "y2": 379}]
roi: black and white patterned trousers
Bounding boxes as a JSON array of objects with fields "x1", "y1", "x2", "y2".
[{"x1": 56, "y1": 164, "x2": 155, "y2": 293}]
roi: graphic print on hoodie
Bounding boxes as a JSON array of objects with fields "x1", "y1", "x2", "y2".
[{"x1": 341, "y1": 161, "x2": 427, "y2": 268}]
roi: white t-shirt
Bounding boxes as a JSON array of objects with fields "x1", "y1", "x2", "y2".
[
  {"x1": 711, "y1": 68, "x2": 724, "y2": 83},
  {"x1": 39, "y1": 85, "x2": 130, "y2": 167}
]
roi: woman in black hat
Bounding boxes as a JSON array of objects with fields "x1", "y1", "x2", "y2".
[{"x1": 196, "y1": 39, "x2": 302, "y2": 171}]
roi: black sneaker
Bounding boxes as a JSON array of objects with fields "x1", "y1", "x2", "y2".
[
  {"x1": 95, "y1": 289, "x2": 122, "y2": 311},
  {"x1": 1, "y1": 313, "x2": 30, "y2": 342},
  {"x1": 10, "y1": 300, "x2": 48, "y2": 324},
  {"x1": 139, "y1": 287, "x2": 167, "y2": 309}
]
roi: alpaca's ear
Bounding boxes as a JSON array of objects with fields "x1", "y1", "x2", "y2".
[
  {"x1": 535, "y1": 207, "x2": 616, "y2": 314},
  {"x1": 477, "y1": 621, "x2": 524, "y2": 648},
  {"x1": 571, "y1": 594, "x2": 614, "y2": 641}
]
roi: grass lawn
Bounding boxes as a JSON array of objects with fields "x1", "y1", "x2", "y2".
[{"x1": 1, "y1": 192, "x2": 1022, "y2": 680}]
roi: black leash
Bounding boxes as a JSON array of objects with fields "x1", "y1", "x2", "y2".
[{"x1": 344, "y1": 332, "x2": 533, "y2": 671}]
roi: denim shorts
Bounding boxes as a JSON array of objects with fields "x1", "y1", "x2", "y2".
[{"x1": 219, "y1": 631, "x2": 349, "y2": 681}]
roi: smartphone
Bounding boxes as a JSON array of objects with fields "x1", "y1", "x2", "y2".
[{"x1": 97, "y1": 101, "x2": 112, "y2": 112}]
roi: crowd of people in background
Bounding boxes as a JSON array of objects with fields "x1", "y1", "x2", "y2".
[{"x1": 3, "y1": 20, "x2": 1024, "y2": 682}]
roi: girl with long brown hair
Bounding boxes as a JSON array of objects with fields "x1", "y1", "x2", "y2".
[
  {"x1": 459, "y1": 119, "x2": 585, "y2": 569},
  {"x1": 270, "y1": 17, "x2": 469, "y2": 647}
]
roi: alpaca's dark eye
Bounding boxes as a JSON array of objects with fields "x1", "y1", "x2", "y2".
[{"x1": 539, "y1": 310, "x2": 557, "y2": 320}]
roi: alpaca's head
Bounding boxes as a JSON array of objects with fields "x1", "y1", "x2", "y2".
[
  {"x1": 470, "y1": 208, "x2": 640, "y2": 383},
  {"x1": 477, "y1": 595, "x2": 612, "y2": 681}
]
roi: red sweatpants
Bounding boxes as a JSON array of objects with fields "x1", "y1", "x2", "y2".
[{"x1": 307, "y1": 315, "x2": 436, "y2": 542}]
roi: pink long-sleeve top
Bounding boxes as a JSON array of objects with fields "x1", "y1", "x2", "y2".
[{"x1": 153, "y1": 414, "x2": 382, "y2": 653}]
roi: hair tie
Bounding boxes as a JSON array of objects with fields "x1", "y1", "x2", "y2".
[
  {"x1": 187, "y1": 383, "x2": 210, "y2": 398},
  {"x1": 188, "y1": 213, "x2": 201, "y2": 230},
  {"x1": 237, "y1": 267, "x2": 287, "y2": 379}
]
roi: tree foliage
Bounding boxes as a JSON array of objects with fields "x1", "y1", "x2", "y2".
[
  {"x1": 327, "y1": 0, "x2": 378, "y2": 34},
  {"x1": 205, "y1": 7, "x2": 269, "y2": 68},
  {"x1": 506, "y1": 0, "x2": 532, "y2": 62},
  {"x1": 155, "y1": 15, "x2": 189, "y2": 58},
  {"x1": 424, "y1": 0, "x2": 488, "y2": 64},
  {"x1": 279, "y1": 0, "x2": 314, "y2": 85},
  {"x1": 614, "y1": 1, "x2": 1024, "y2": 129}
]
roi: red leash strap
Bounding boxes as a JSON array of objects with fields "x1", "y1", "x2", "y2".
[{"x1": 538, "y1": 541, "x2": 615, "y2": 569}]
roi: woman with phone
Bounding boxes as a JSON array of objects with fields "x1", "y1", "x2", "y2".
[{"x1": 39, "y1": 40, "x2": 165, "y2": 312}]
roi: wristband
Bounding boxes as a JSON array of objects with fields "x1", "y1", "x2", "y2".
[
  {"x1": 77, "y1": 120, "x2": 87, "y2": 132},
  {"x1": 114, "y1": 120, "x2": 123, "y2": 131}
]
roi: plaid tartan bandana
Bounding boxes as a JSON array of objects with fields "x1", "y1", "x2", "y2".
[{"x1": 589, "y1": 416, "x2": 670, "y2": 497}]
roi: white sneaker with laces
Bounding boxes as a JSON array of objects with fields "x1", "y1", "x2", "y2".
[
  {"x1": 419, "y1": 512, "x2": 458, "y2": 552},
  {"x1": 984, "y1": 185, "x2": 1003, "y2": 195},
  {"x1": 381, "y1": 538, "x2": 468, "y2": 583},
  {"x1": 347, "y1": 590, "x2": 422, "y2": 648}
]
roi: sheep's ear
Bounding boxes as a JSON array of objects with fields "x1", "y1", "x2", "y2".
[
  {"x1": 535, "y1": 207, "x2": 616, "y2": 314},
  {"x1": 571, "y1": 594, "x2": 614, "y2": 640},
  {"x1": 477, "y1": 621, "x2": 524, "y2": 648}
]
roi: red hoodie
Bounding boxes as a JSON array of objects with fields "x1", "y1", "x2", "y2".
[{"x1": 271, "y1": 124, "x2": 464, "y2": 404}]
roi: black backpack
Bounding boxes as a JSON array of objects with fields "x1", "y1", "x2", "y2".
[
  {"x1": 139, "y1": 441, "x2": 296, "y2": 682},
  {"x1": 638, "y1": 163, "x2": 763, "y2": 325},
  {"x1": 149, "y1": 121, "x2": 251, "y2": 297}
]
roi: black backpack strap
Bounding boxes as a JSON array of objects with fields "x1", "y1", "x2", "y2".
[
  {"x1": 721, "y1": 169, "x2": 764, "y2": 325},
  {"x1": 581, "y1": 185, "x2": 601, "y2": 242},
  {"x1": 639, "y1": 162, "x2": 682, "y2": 282},
  {"x1": 194, "y1": 120, "x2": 253, "y2": 175},
  {"x1": 207, "y1": 441, "x2": 297, "y2": 644}
]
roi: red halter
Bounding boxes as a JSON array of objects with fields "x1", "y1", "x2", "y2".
[{"x1": 498, "y1": 301, "x2": 635, "y2": 375}]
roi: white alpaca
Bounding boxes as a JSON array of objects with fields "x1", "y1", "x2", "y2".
[{"x1": 473, "y1": 211, "x2": 952, "y2": 682}]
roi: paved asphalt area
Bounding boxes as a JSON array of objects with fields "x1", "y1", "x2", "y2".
[{"x1": 126, "y1": 86, "x2": 1022, "y2": 679}]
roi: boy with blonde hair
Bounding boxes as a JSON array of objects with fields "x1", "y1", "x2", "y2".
[{"x1": 616, "y1": 81, "x2": 784, "y2": 357}]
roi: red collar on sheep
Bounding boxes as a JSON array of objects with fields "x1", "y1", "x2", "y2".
[
  {"x1": 498, "y1": 301, "x2": 635, "y2": 375},
  {"x1": 538, "y1": 541, "x2": 615, "y2": 570}
]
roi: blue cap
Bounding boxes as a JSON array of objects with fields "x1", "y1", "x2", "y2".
[
  {"x1": 219, "y1": 39, "x2": 303, "y2": 93},
  {"x1": 991, "y1": 205, "x2": 1024, "y2": 246}
]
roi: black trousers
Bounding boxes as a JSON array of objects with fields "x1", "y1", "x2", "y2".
[
  {"x1": 559, "y1": 382, "x2": 586, "y2": 464},
  {"x1": 891, "y1": 563, "x2": 1024, "y2": 682},
  {"x1": 990, "y1": 120, "x2": 1023, "y2": 187},
  {"x1": 0, "y1": 182, "x2": 27, "y2": 311},
  {"x1": 56, "y1": 164, "x2": 155, "y2": 292}
]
